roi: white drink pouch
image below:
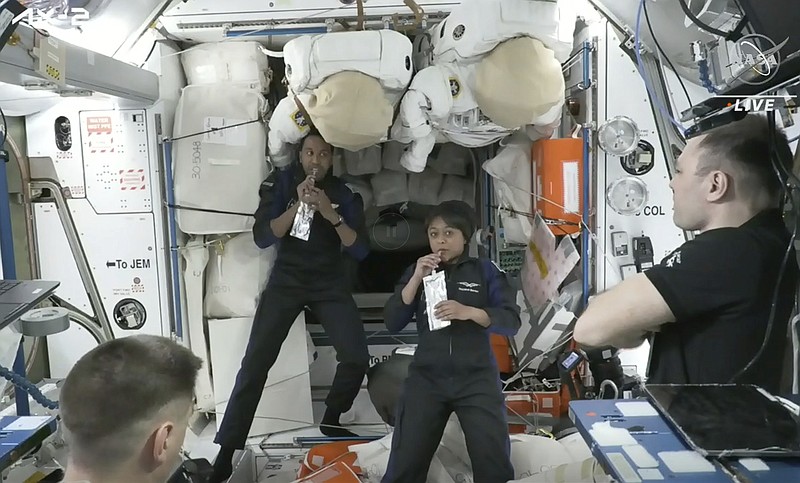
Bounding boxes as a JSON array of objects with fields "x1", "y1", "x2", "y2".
[{"x1": 423, "y1": 270, "x2": 450, "y2": 331}]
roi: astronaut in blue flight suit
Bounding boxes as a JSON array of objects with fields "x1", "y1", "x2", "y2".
[
  {"x1": 211, "y1": 130, "x2": 370, "y2": 482},
  {"x1": 382, "y1": 200, "x2": 521, "y2": 483}
]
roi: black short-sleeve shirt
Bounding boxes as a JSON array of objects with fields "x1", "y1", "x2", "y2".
[{"x1": 644, "y1": 209, "x2": 797, "y2": 393}]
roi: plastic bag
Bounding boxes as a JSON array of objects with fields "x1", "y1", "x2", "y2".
[
  {"x1": 423, "y1": 271, "x2": 450, "y2": 331},
  {"x1": 483, "y1": 136, "x2": 533, "y2": 244}
]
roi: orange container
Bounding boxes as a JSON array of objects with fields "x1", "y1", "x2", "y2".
[
  {"x1": 296, "y1": 460, "x2": 361, "y2": 482},
  {"x1": 531, "y1": 138, "x2": 584, "y2": 235},
  {"x1": 297, "y1": 441, "x2": 369, "y2": 478},
  {"x1": 490, "y1": 334, "x2": 514, "y2": 374}
]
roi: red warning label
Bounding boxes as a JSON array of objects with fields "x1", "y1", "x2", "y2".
[
  {"x1": 120, "y1": 169, "x2": 146, "y2": 191},
  {"x1": 86, "y1": 116, "x2": 113, "y2": 134},
  {"x1": 86, "y1": 116, "x2": 115, "y2": 153}
]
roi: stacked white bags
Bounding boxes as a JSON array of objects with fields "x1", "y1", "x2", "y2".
[
  {"x1": 173, "y1": 41, "x2": 270, "y2": 235},
  {"x1": 175, "y1": 43, "x2": 315, "y2": 434},
  {"x1": 335, "y1": 142, "x2": 476, "y2": 209}
]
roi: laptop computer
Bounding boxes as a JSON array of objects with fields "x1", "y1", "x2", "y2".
[
  {"x1": 644, "y1": 384, "x2": 800, "y2": 458},
  {"x1": 0, "y1": 280, "x2": 61, "y2": 331}
]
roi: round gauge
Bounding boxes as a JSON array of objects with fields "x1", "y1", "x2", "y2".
[
  {"x1": 606, "y1": 177, "x2": 649, "y2": 215},
  {"x1": 598, "y1": 116, "x2": 641, "y2": 156}
]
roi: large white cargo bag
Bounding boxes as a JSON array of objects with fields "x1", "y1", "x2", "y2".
[{"x1": 172, "y1": 84, "x2": 268, "y2": 235}]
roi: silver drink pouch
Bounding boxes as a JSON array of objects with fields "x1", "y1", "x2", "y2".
[
  {"x1": 290, "y1": 168, "x2": 318, "y2": 241},
  {"x1": 423, "y1": 270, "x2": 450, "y2": 331},
  {"x1": 290, "y1": 201, "x2": 314, "y2": 241}
]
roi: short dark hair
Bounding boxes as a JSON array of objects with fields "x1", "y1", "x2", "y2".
[
  {"x1": 60, "y1": 335, "x2": 202, "y2": 468},
  {"x1": 696, "y1": 113, "x2": 791, "y2": 199},
  {"x1": 425, "y1": 200, "x2": 477, "y2": 242}
]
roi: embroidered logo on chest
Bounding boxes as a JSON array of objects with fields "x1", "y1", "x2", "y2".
[{"x1": 457, "y1": 281, "x2": 480, "y2": 293}]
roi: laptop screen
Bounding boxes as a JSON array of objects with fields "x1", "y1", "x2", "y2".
[{"x1": 645, "y1": 384, "x2": 800, "y2": 456}]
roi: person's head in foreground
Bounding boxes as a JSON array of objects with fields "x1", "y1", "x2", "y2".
[
  {"x1": 671, "y1": 113, "x2": 792, "y2": 232},
  {"x1": 425, "y1": 200, "x2": 477, "y2": 264},
  {"x1": 60, "y1": 335, "x2": 202, "y2": 483}
]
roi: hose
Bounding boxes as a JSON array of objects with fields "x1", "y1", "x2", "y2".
[{"x1": 0, "y1": 364, "x2": 58, "y2": 410}]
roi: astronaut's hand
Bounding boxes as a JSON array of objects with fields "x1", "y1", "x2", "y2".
[
  {"x1": 297, "y1": 176, "x2": 316, "y2": 203},
  {"x1": 313, "y1": 190, "x2": 337, "y2": 223},
  {"x1": 434, "y1": 300, "x2": 474, "y2": 321}
]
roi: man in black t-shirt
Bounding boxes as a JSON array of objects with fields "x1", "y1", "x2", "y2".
[{"x1": 574, "y1": 114, "x2": 798, "y2": 393}]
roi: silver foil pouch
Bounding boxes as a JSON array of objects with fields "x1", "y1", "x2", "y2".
[
  {"x1": 423, "y1": 270, "x2": 450, "y2": 331},
  {"x1": 290, "y1": 201, "x2": 315, "y2": 241}
]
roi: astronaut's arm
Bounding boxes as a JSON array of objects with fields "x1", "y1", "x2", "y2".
[{"x1": 268, "y1": 96, "x2": 311, "y2": 168}]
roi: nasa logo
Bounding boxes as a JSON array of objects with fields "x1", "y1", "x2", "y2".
[
  {"x1": 292, "y1": 110, "x2": 307, "y2": 129},
  {"x1": 733, "y1": 33, "x2": 785, "y2": 86},
  {"x1": 449, "y1": 77, "x2": 461, "y2": 98}
]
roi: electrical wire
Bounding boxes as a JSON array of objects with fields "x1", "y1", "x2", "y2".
[
  {"x1": 635, "y1": 0, "x2": 686, "y2": 135},
  {"x1": 642, "y1": 0, "x2": 693, "y2": 108}
]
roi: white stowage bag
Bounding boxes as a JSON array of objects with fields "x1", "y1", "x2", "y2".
[
  {"x1": 343, "y1": 176, "x2": 375, "y2": 210},
  {"x1": 439, "y1": 175, "x2": 475, "y2": 207},
  {"x1": 510, "y1": 434, "x2": 575, "y2": 480},
  {"x1": 511, "y1": 458, "x2": 610, "y2": 483},
  {"x1": 180, "y1": 41, "x2": 271, "y2": 90},
  {"x1": 349, "y1": 433, "x2": 456, "y2": 483},
  {"x1": 382, "y1": 141, "x2": 411, "y2": 172},
  {"x1": 408, "y1": 169, "x2": 444, "y2": 206},
  {"x1": 371, "y1": 170, "x2": 409, "y2": 207},
  {"x1": 344, "y1": 145, "x2": 383, "y2": 176},
  {"x1": 173, "y1": 84, "x2": 268, "y2": 235},
  {"x1": 429, "y1": 144, "x2": 473, "y2": 176},
  {"x1": 204, "y1": 233, "x2": 277, "y2": 319}
]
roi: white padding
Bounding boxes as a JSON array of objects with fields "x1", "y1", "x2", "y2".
[
  {"x1": 349, "y1": 434, "x2": 455, "y2": 483},
  {"x1": 408, "y1": 169, "x2": 444, "y2": 206},
  {"x1": 344, "y1": 145, "x2": 383, "y2": 176},
  {"x1": 511, "y1": 458, "x2": 610, "y2": 483},
  {"x1": 432, "y1": 0, "x2": 576, "y2": 64},
  {"x1": 430, "y1": 144, "x2": 473, "y2": 176},
  {"x1": 204, "y1": 234, "x2": 276, "y2": 319},
  {"x1": 181, "y1": 237, "x2": 215, "y2": 412},
  {"x1": 510, "y1": 434, "x2": 575, "y2": 480},
  {"x1": 439, "y1": 175, "x2": 475, "y2": 207},
  {"x1": 173, "y1": 84, "x2": 268, "y2": 235},
  {"x1": 181, "y1": 41, "x2": 271, "y2": 89},
  {"x1": 284, "y1": 30, "x2": 413, "y2": 95},
  {"x1": 371, "y1": 170, "x2": 409, "y2": 207},
  {"x1": 210, "y1": 315, "x2": 313, "y2": 437}
]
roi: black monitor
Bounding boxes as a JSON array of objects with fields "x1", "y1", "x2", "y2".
[
  {"x1": 684, "y1": 0, "x2": 800, "y2": 121},
  {"x1": 721, "y1": 0, "x2": 800, "y2": 95},
  {"x1": 0, "y1": 1, "x2": 26, "y2": 53}
]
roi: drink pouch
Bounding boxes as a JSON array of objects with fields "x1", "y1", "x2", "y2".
[
  {"x1": 290, "y1": 168, "x2": 318, "y2": 241},
  {"x1": 423, "y1": 270, "x2": 450, "y2": 331}
]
